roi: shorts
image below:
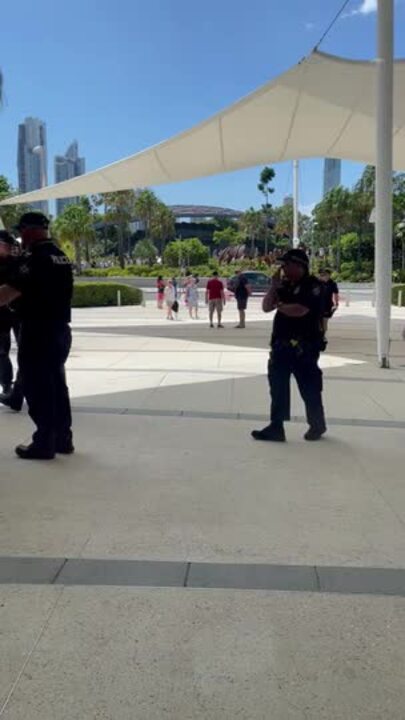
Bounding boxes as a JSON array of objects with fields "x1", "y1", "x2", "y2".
[
  {"x1": 209, "y1": 299, "x2": 223, "y2": 313},
  {"x1": 237, "y1": 298, "x2": 248, "y2": 311}
]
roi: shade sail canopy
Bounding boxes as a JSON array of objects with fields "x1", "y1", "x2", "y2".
[{"x1": 3, "y1": 50, "x2": 405, "y2": 207}]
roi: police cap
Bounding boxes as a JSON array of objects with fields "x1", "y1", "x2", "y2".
[
  {"x1": 279, "y1": 249, "x2": 309, "y2": 268},
  {"x1": 16, "y1": 212, "x2": 50, "y2": 230}
]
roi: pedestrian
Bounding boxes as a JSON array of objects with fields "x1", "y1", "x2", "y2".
[
  {"x1": 205, "y1": 271, "x2": 226, "y2": 328},
  {"x1": 0, "y1": 230, "x2": 24, "y2": 411},
  {"x1": 186, "y1": 278, "x2": 199, "y2": 319},
  {"x1": 234, "y1": 272, "x2": 251, "y2": 329},
  {"x1": 319, "y1": 269, "x2": 339, "y2": 333},
  {"x1": 164, "y1": 279, "x2": 176, "y2": 320},
  {"x1": 172, "y1": 276, "x2": 178, "y2": 301},
  {"x1": 156, "y1": 275, "x2": 165, "y2": 309},
  {"x1": 252, "y1": 249, "x2": 327, "y2": 443},
  {"x1": 0, "y1": 212, "x2": 74, "y2": 459}
]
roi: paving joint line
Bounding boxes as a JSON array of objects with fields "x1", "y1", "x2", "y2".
[
  {"x1": 51, "y1": 558, "x2": 68, "y2": 585},
  {"x1": 183, "y1": 562, "x2": 191, "y2": 587}
]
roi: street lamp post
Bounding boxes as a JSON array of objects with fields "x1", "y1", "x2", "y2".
[
  {"x1": 293, "y1": 160, "x2": 299, "y2": 248},
  {"x1": 375, "y1": 0, "x2": 394, "y2": 368}
]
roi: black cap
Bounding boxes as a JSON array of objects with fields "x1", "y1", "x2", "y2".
[
  {"x1": 16, "y1": 212, "x2": 50, "y2": 230},
  {"x1": 279, "y1": 249, "x2": 309, "y2": 267},
  {"x1": 0, "y1": 230, "x2": 17, "y2": 246}
]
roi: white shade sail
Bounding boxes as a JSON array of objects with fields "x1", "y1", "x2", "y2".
[{"x1": 2, "y1": 50, "x2": 405, "y2": 207}]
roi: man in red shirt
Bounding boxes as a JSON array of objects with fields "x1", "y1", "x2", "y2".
[{"x1": 205, "y1": 271, "x2": 226, "y2": 328}]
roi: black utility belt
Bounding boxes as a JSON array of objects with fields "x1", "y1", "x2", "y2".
[{"x1": 272, "y1": 337, "x2": 327, "y2": 352}]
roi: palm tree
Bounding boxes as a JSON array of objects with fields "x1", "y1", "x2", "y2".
[
  {"x1": 238, "y1": 208, "x2": 266, "y2": 253},
  {"x1": 258, "y1": 167, "x2": 276, "y2": 255},
  {"x1": 99, "y1": 190, "x2": 136, "y2": 268},
  {"x1": 150, "y1": 203, "x2": 175, "y2": 253},
  {"x1": 53, "y1": 203, "x2": 95, "y2": 272},
  {"x1": 314, "y1": 187, "x2": 352, "y2": 270},
  {"x1": 134, "y1": 189, "x2": 160, "y2": 238}
]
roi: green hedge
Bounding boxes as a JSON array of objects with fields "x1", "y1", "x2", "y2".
[
  {"x1": 72, "y1": 283, "x2": 143, "y2": 308},
  {"x1": 80, "y1": 259, "x2": 275, "y2": 279},
  {"x1": 392, "y1": 284, "x2": 405, "y2": 306}
]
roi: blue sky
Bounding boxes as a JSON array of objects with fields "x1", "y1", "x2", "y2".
[{"x1": 1, "y1": 0, "x2": 405, "y2": 215}]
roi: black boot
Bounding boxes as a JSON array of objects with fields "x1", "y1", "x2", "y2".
[
  {"x1": 56, "y1": 434, "x2": 75, "y2": 455},
  {"x1": 0, "y1": 389, "x2": 23, "y2": 412},
  {"x1": 304, "y1": 426, "x2": 327, "y2": 442},
  {"x1": 15, "y1": 443, "x2": 55, "y2": 460},
  {"x1": 251, "y1": 423, "x2": 286, "y2": 442}
]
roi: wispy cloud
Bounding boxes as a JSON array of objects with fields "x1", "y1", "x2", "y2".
[
  {"x1": 343, "y1": 0, "x2": 377, "y2": 18},
  {"x1": 305, "y1": 21, "x2": 315, "y2": 30}
]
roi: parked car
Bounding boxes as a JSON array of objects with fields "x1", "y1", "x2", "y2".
[{"x1": 227, "y1": 271, "x2": 271, "y2": 295}]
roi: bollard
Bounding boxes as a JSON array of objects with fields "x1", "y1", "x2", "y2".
[
  {"x1": 345, "y1": 291, "x2": 350, "y2": 307},
  {"x1": 398, "y1": 290, "x2": 403, "y2": 308},
  {"x1": 117, "y1": 290, "x2": 121, "y2": 307}
]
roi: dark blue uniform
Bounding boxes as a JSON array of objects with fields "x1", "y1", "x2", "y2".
[
  {"x1": 8, "y1": 240, "x2": 73, "y2": 452},
  {"x1": 268, "y1": 273, "x2": 326, "y2": 433}
]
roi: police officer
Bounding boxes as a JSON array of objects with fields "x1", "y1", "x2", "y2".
[
  {"x1": 252, "y1": 249, "x2": 327, "y2": 443},
  {"x1": 0, "y1": 212, "x2": 73, "y2": 459},
  {"x1": 0, "y1": 230, "x2": 23, "y2": 404}
]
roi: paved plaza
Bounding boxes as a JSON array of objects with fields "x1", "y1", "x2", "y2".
[{"x1": 1, "y1": 294, "x2": 405, "y2": 719}]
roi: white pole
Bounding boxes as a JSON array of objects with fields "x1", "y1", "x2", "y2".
[
  {"x1": 398, "y1": 290, "x2": 403, "y2": 308},
  {"x1": 375, "y1": 0, "x2": 394, "y2": 368},
  {"x1": 117, "y1": 290, "x2": 121, "y2": 306},
  {"x1": 293, "y1": 160, "x2": 299, "y2": 249}
]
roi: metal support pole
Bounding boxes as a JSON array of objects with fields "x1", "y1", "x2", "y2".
[
  {"x1": 375, "y1": 0, "x2": 394, "y2": 368},
  {"x1": 293, "y1": 160, "x2": 299, "y2": 249}
]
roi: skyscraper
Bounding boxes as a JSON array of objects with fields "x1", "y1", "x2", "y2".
[
  {"x1": 323, "y1": 158, "x2": 341, "y2": 196},
  {"x1": 17, "y1": 117, "x2": 48, "y2": 214},
  {"x1": 54, "y1": 141, "x2": 86, "y2": 216}
]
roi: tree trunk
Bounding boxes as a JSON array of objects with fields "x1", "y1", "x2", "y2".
[
  {"x1": 118, "y1": 223, "x2": 125, "y2": 269},
  {"x1": 336, "y1": 224, "x2": 341, "y2": 271},
  {"x1": 103, "y1": 225, "x2": 108, "y2": 256},
  {"x1": 75, "y1": 239, "x2": 83, "y2": 274}
]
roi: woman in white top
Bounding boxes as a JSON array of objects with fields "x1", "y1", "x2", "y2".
[
  {"x1": 185, "y1": 279, "x2": 199, "y2": 319},
  {"x1": 164, "y1": 280, "x2": 176, "y2": 320}
]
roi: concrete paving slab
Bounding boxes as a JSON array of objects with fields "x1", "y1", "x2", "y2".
[
  {"x1": 4, "y1": 409, "x2": 405, "y2": 566},
  {"x1": 0, "y1": 586, "x2": 61, "y2": 714},
  {"x1": 2, "y1": 588, "x2": 405, "y2": 719}
]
